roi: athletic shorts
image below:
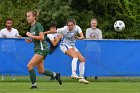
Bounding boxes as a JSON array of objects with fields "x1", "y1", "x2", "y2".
[
  {"x1": 60, "y1": 44, "x2": 79, "y2": 53},
  {"x1": 35, "y1": 49, "x2": 49, "y2": 59}
]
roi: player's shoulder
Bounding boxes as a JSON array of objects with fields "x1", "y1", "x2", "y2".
[
  {"x1": 35, "y1": 22, "x2": 43, "y2": 28},
  {"x1": 75, "y1": 25, "x2": 82, "y2": 32},
  {"x1": 36, "y1": 22, "x2": 41, "y2": 25},
  {"x1": 63, "y1": 26, "x2": 68, "y2": 29},
  {"x1": 0, "y1": 28, "x2": 6, "y2": 32},
  {"x1": 75, "y1": 25, "x2": 81, "y2": 29}
]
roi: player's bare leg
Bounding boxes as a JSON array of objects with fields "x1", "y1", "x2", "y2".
[
  {"x1": 65, "y1": 48, "x2": 81, "y2": 79},
  {"x1": 77, "y1": 52, "x2": 89, "y2": 84}
]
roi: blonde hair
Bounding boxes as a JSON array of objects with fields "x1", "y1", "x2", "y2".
[{"x1": 27, "y1": 10, "x2": 39, "y2": 18}]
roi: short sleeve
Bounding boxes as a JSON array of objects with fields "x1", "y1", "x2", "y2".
[
  {"x1": 76, "y1": 25, "x2": 82, "y2": 33},
  {"x1": 15, "y1": 29, "x2": 20, "y2": 37},
  {"x1": 57, "y1": 27, "x2": 66, "y2": 35},
  {"x1": 47, "y1": 34, "x2": 54, "y2": 40},
  {"x1": 36, "y1": 23, "x2": 44, "y2": 33}
]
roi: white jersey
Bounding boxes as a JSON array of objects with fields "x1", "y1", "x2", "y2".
[
  {"x1": 0, "y1": 28, "x2": 19, "y2": 38},
  {"x1": 47, "y1": 33, "x2": 58, "y2": 41},
  {"x1": 57, "y1": 25, "x2": 82, "y2": 46}
]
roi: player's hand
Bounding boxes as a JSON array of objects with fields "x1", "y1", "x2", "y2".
[
  {"x1": 75, "y1": 36, "x2": 79, "y2": 39},
  {"x1": 75, "y1": 36, "x2": 84, "y2": 40},
  {"x1": 58, "y1": 34, "x2": 63, "y2": 39},
  {"x1": 25, "y1": 37, "x2": 32, "y2": 43},
  {"x1": 26, "y1": 32, "x2": 33, "y2": 37}
]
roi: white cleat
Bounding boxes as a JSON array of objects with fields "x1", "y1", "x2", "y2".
[
  {"x1": 79, "y1": 78, "x2": 90, "y2": 84},
  {"x1": 71, "y1": 74, "x2": 82, "y2": 79}
]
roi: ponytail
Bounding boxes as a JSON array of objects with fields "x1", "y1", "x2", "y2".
[{"x1": 27, "y1": 10, "x2": 39, "y2": 19}]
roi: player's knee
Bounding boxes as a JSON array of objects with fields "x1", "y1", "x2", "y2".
[
  {"x1": 80, "y1": 57, "x2": 86, "y2": 62},
  {"x1": 38, "y1": 71, "x2": 44, "y2": 74},
  {"x1": 27, "y1": 63, "x2": 33, "y2": 70}
]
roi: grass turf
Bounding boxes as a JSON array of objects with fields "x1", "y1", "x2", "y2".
[
  {"x1": 1, "y1": 82, "x2": 140, "y2": 93},
  {"x1": 1, "y1": 76, "x2": 140, "y2": 93}
]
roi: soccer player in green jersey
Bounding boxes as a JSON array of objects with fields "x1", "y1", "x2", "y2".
[{"x1": 25, "y1": 10, "x2": 62, "y2": 89}]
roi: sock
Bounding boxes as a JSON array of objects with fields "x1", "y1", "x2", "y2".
[
  {"x1": 29, "y1": 69, "x2": 36, "y2": 86},
  {"x1": 79, "y1": 62, "x2": 85, "y2": 77},
  {"x1": 43, "y1": 69, "x2": 55, "y2": 78},
  {"x1": 72, "y1": 58, "x2": 78, "y2": 75}
]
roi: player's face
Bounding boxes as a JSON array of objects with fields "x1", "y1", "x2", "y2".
[
  {"x1": 67, "y1": 22, "x2": 75, "y2": 31},
  {"x1": 6, "y1": 20, "x2": 12, "y2": 28},
  {"x1": 27, "y1": 12, "x2": 35, "y2": 24},
  {"x1": 91, "y1": 20, "x2": 97, "y2": 29}
]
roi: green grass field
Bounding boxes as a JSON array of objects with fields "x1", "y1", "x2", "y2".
[{"x1": 1, "y1": 76, "x2": 140, "y2": 93}]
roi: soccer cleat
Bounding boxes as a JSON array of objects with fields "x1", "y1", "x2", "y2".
[
  {"x1": 55, "y1": 73, "x2": 62, "y2": 85},
  {"x1": 30, "y1": 86, "x2": 37, "y2": 89},
  {"x1": 71, "y1": 74, "x2": 82, "y2": 79},
  {"x1": 79, "y1": 78, "x2": 90, "y2": 84}
]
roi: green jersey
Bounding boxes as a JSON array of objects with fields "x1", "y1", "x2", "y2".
[{"x1": 30, "y1": 22, "x2": 48, "y2": 51}]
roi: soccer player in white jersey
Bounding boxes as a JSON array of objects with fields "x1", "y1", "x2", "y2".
[
  {"x1": 46, "y1": 19, "x2": 89, "y2": 84},
  {"x1": 0, "y1": 18, "x2": 22, "y2": 38}
]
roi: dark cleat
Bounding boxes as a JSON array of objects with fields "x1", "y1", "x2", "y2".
[
  {"x1": 30, "y1": 86, "x2": 37, "y2": 89},
  {"x1": 55, "y1": 73, "x2": 62, "y2": 85}
]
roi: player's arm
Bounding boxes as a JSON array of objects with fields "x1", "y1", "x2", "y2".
[
  {"x1": 25, "y1": 37, "x2": 32, "y2": 43},
  {"x1": 75, "y1": 25, "x2": 85, "y2": 40},
  {"x1": 76, "y1": 32, "x2": 85, "y2": 40},
  {"x1": 50, "y1": 35, "x2": 62, "y2": 46},
  {"x1": 44, "y1": 29, "x2": 57, "y2": 34},
  {"x1": 26, "y1": 32, "x2": 44, "y2": 40},
  {"x1": 45, "y1": 27, "x2": 66, "y2": 35}
]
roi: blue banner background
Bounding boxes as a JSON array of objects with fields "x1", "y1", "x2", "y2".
[{"x1": 0, "y1": 38, "x2": 140, "y2": 76}]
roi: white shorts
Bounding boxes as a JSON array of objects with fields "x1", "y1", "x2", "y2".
[{"x1": 60, "y1": 44, "x2": 79, "y2": 53}]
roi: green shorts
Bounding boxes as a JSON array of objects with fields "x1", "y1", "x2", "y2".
[{"x1": 35, "y1": 49, "x2": 49, "y2": 59}]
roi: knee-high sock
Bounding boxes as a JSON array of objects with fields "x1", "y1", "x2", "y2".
[
  {"x1": 29, "y1": 69, "x2": 36, "y2": 86},
  {"x1": 79, "y1": 62, "x2": 85, "y2": 77},
  {"x1": 72, "y1": 58, "x2": 78, "y2": 75},
  {"x1": 43, "y1": 69, "x2": 55, "y2": 78}
]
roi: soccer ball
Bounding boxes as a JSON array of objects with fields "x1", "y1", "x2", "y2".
[{"x1": 114, "y1": 20, "x2": 125, "y2": 31}]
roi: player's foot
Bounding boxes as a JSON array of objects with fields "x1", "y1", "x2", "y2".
[
  {"x1": 55, "y1": 73, "x2": 62, "y2": 85},
  {"x1": 79, "y1": 78, "x2": 90, "y2": 84},
  {"x1": 30, "y1": 86, "x2": 37, "y2": 89},
  {"x1": 71, "y1": 74, "x2": 82, "y2": 79}
]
